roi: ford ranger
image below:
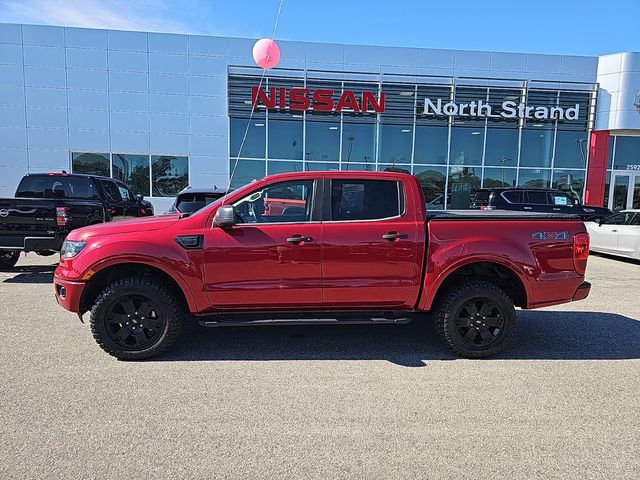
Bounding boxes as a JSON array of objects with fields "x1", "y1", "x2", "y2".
[{"x1": 53, "y1": 171, "x2": 591, "y2": 360}]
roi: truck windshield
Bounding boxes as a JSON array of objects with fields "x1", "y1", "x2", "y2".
[{"x1": 16, "y1": 176, "x2": 99, "y2": 199}]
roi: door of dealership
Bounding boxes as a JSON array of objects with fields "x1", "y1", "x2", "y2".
[{"x1": 609, "y1": 172, "x2": 640, "y2": 211}]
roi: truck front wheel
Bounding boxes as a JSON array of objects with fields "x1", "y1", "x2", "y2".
[
  {"x1": 89, "y1": 276, "x2": 182, "y2": 360},
  {"x1": 434, "y1": 280, "x2": 516, "y2": 358},
  {"x1": 0, "y1": 250, "x2": 20, "y2": 270}
]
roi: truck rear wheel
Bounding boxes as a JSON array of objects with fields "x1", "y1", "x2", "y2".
[
  {"x1": 89, "y1": 276, "x2": 182, "y2": 360},
  {"x1": 434, "y1": 280, "x2": 516, "y2": 358},
  {"x1": 0, "y1": 250, "x2": 20, "y2": 270}
]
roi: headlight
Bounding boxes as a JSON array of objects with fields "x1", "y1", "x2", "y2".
[{"x1": 60, "y1": 241, "x2": 86, "y2": 259}]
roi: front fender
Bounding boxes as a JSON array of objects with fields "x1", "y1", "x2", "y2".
[{"x1": 69, "y1": 239, "x2": 205, "y2": 313}]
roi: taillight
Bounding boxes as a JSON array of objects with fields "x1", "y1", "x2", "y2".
[
  {"x1": 56, "y1": 207, "x2": 69, "y2": 226},
  {"x1": 573, "y1": 233, "x2": 589, "y2": 275}
]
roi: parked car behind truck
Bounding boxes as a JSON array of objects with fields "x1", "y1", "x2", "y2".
[
  {"x1": 54, "y1": 171, "x2": 591, "y2": 360},
  {"x1": 471, "y1": 187, "x2": 612, "y2": 221},
  {"x1": 0, "y1": 172, "x2": 154, "y2": 269}
]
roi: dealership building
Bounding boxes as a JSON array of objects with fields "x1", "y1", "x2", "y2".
[{"x1": 1, "y1": 22, "x2": 639, "y2": 212}]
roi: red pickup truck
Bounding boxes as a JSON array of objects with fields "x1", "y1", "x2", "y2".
[{"x1": 54, "y1": 171, "x2": 591, "y2": 360}]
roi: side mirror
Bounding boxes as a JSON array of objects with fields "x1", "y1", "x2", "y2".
[
  {"x1": 214, "y1": 205, "x2": 236, "y2": 228},
  {"x1": 136, "y1": 193, "x2": 144, "y2": 202}
]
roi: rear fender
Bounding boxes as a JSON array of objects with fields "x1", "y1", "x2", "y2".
[{"x1": 418, "y1": 238, "x2": 535, "y2": 311}]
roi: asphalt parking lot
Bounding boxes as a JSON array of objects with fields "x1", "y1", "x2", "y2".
[{"x1": 0, "y1": 253, "x2": 638, "y2": 479}]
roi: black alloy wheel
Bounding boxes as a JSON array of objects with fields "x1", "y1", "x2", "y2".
[
  {"x1": 105, "y1": 294, "x2": 164, "y2": 350},
  {"x1": 452, "y1": 297, "x2": 504, "y2": 348},
  {"x1": 90, "y1": 276, "x2": 182, "y2": 360},
  {"x1": 435, "y1": 280, "x2": 516, "y2": 358}
]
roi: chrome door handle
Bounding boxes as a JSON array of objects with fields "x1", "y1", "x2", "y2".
[
  {"x1": 523, "y1": 206, "x2": 532, "y2": 210},
  {"x1": 382, "y1": 232, "x2": 409, "y2": 241},
  {"x1": 611, "y1": 229, "x2": 618, "y2": 232},
  {"x1": 286, "y1": 236, "x2": 313, "y2": 244},
  {"x1": 553, "y1": 208, "x2": 561, "y2": 211}
]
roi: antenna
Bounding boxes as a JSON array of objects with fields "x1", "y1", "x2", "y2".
[{"x1": 385, "y1": 155, "x2": 400, "y2": 172}]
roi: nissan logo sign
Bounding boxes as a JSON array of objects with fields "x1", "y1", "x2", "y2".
[{"x1": 0, "y1": 209, "x2": 8, "y2": 218}]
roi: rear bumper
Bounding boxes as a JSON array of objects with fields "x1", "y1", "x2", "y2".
[
  {"x1": 0, "y1": 235, "x2": 64, "y2": 251},
  {"x1": 572, "y1": 281, "x2": 591, "y2": 301},
  {"x1": 53, "y1": 277, "x2": 85, "y2": 313}
]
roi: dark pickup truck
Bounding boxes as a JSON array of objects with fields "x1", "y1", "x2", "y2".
[{"x1": 0, "y1": 172, "x2": 154, "y2": 269}]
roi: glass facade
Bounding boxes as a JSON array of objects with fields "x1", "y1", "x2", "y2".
[
  {"x1": 604, "y1": 135, "x2": 640, "y2": 210},
  {"x1": 229, "y1": 74, "x2": 595, "y2": 207},
  {"x1": 71, "y1": 152, "x2": 188, "y2": 197}
]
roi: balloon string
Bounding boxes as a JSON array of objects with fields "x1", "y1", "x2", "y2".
[{"x1": 223, "y1": 0, "x2": 286, "y2": 203}]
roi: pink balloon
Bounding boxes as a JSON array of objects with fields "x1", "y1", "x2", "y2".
[{"x1": 252, "y1": 38, "x2": 280, "y2": 69}]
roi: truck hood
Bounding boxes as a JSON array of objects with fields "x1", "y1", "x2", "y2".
[{"x1": 67, "y1": 215, "x2": 180, "y2": 241}]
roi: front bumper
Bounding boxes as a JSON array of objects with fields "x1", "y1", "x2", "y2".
[{"x1": 54, "y1": 277, "x2": 86, "y2": 313}]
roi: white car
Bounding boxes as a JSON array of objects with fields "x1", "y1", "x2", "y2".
[{"x1": 585, "y1": 209, "x2": 640, "y2": 260}]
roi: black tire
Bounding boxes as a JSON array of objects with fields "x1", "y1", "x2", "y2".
[
  {"x1": 435, "y1": 280, "x2": 516, "y2": 358},
  {"x1": 0, "y1": 250, "x2": 20, "y2": 269},
  {"x1": 90, "y1": 276, "x2": 182, "y2": 360}
]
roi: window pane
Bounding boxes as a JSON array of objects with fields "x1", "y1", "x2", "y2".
[
  {"x1": 450, "y1": 127, "x2": 483, "y2": 166},
  {"x1": 612, "y1": 136, "x2": 640, "y2": 170},
  {"x1": 379, "y1": 124, "x2": 412, "y2": 163},
  {"x1": 554, "y1": 130, "x2": 588, "y2": 168},
  {"x1": 268, "y1": 119, "x2": 303, "y2": 160},
  {"x1": 229, "y1": 159, "x2": 265, "y2": 189},
  {"x1": 414, "y1": 125, "x2": 448, "y2": 165},
  {"x1": 377, "y1": 164, "x2": 411, "y2": 174},
  {"x1": 520, "y1": 127, "x2": 554, "y2": 168},
  {"x1": 151, "y1": 155, "x2": 188, "y2": 197},
  {"x1": 518, "y1": 168, "x2": 551, "y2": 188},
  {"x1": 343, "y1": 162, "x2": 375, "y2": 171},
  {"x1": 267, "y1": 160, "x2": 302, "y2": 175},
  {"x1": 483, "y1": 167, "x2": 516, "y2": 188},
  {"x1": 342, "y1": 123, "x2": 375, "y2": 163},
  {"x1": 230, "y1": 118, "x2": 265, "y2": 158},
  {"x1": 330, "y1": 179, "x2": 400, "y2": 221},
  {"x1": 414, "y1": 166, "x2": 446, "y2": 209},
  {"x1": 484, "y1": 128, "x2": 518, "y2": 167},
  {"x1": 233, "y1": 180, "x2": 313, "y2": 223},
  {"x1": 305, "y1": 121, "x2": 340, "y2": 161},
  {"x1": 552, "y1": 169, "x2": 585, "y2": 202},
  {"x1": 72, "y1": 152, "x2": 109, "y2": 176},
  {"x1": 305, "y1": 162, "x2": 339, "y2": 171},
  {"x1": 603, "y1": 171, "x2": 611, "y2": 207},
  {"x1": 448, "y1": 166, "x2": 481, "y2": 209},
  {"x1": 112, "y1": 154, "x2": 150, "y2": 196}
]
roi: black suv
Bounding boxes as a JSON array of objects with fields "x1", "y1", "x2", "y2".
[{"x1": 470, "y1": 188, "x2": 612, "y2": 221}]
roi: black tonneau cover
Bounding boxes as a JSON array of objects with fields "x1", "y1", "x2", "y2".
[{"x1": 427, "y1": 210, "x2": 582, "y2": 221}]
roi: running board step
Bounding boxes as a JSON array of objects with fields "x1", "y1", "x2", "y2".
[{"x1": 198, "y1": 317, "x2": 413, "y2": 327}]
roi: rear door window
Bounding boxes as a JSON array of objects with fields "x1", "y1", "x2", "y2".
[
  {"x1": 330, "y1": 179, "x2": 401, "y2": 221},
  {"x1": 526, "y1": 190, "x2": 549, "y2": 205}
]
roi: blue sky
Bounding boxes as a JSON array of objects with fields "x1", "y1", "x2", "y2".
[{"x1": 1, "y1": 0, "x2": 638, "y2": 56}]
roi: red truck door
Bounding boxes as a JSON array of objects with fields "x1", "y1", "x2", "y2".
[
  {"x1": 203, "y1": 179, "x2": 323, "y2": 309},
  {"x1": 321, "y1": 177, "x2": 421, "y2": 308}
]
